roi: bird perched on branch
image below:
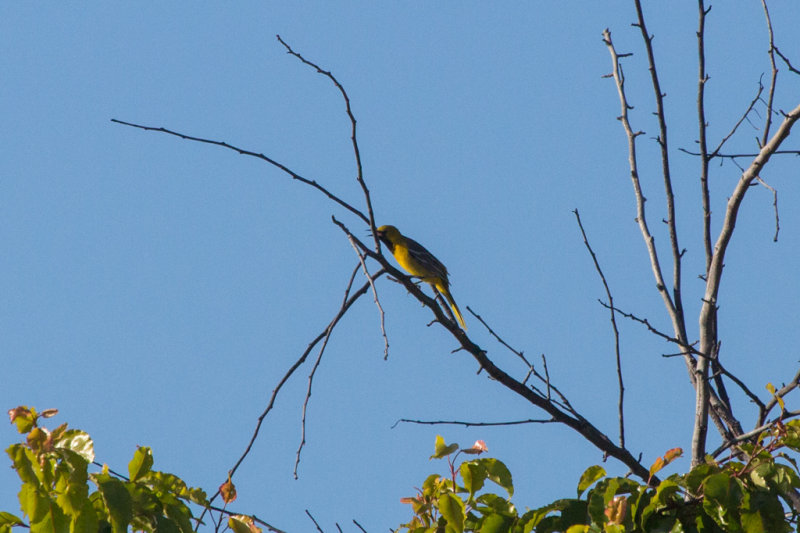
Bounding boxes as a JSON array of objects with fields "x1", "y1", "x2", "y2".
[{"x1": 375, "y1": 225, "x2": 467, "y2": 330}]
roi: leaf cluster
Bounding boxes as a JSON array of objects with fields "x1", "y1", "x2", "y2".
[
  {"x1": 3, "y1": 406, "x2": 208, "y2": 533},
  {"x1": 399, "y1": 427, "x2": 800, "y2": 533}
]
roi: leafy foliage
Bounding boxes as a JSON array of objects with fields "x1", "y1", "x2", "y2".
[
  {"x1": 3, "y1": 406, "x2": 211, "y2": 533},
  {"x1": 6, "y1": 409, "x2": 800, "y2": 532},
  {"x1": 399, "y1": 430, "x2": 800, "y2": 532}
]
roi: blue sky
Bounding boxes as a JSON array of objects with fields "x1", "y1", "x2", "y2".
[{"x1": 3, "y1": 3, "x2": 800, "y2": 531}]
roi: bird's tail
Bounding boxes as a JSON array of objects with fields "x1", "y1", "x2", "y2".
[{"x1": 439, "y1": 285, "x2": 467, "y2": 330}]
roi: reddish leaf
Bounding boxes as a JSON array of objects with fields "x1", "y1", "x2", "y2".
[{"x1": 220, "y1": 476, "x2": 237, "y2": 504}]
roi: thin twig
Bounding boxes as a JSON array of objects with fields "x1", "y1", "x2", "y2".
[
  {"x1": 198, "y1": 271, "x2": 384, "y2": 517},
  {"x1": 276, "y1": 36, "x2": 379, "y2": 246},
  {"x1": 709, "y1": 81, "x2": 764, "y2": 160},
  {"x1": 712, "y1": 410, "x2": 800, "y2": 457},
  {"x1": 697, "y1": 0, "x2": 713, "y2": 271},
  {"x1": 94, "y1": 461, "x2": 288, "y2": 533},
  {"x1": 755, "y1": 176, "x2": 780, "y2": 241},
  {"x1": 353, "y1": 519, "x2": 368, "y2": 533},
  {"x1": 760, "y1": 0, "x2": 778, "y2": 146},
  {"x1": 773, "y1": 46, "x2": 800, "y2": 76},
  {"x1": 392, "y1": 418, "x2": 556, "y2": 428},
  {"x1": 602, "y1": 29, "x2": 681, "y2": 344},
  {"x1": 466, "y1": 306, "x2": 533, "y2": 370},
  {"x1": 294, "y1": 265, "x2": 362, "y2": 478},
  {"x1": 599, "y1": 301, "x2": 703, "y2": 356},
  {"x1": 110, "y1": 119, "x2": 369, "y2": 225},
  {"x1": 573, "y1": 209, "x2": 625, "y2": 448},
  {"x1": 679, "y1": 148, "x2": 800, "y2": 159},
  {"x1": 347, "y1": 233, "x2": 390, "y2": 358},
  {"x1": 305, "y1": 510, "x2": 325, "y2": 533},
  {"x1": 632, "y1": 1, "x2": 689, "y2": 349}
]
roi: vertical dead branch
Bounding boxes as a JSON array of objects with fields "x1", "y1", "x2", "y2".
[
  {"x1": 697, "y1": 101, "x2": 800, "y2": 458},
  {"x1": 759, "y1": 0, "x2": 778, "y2": 147},
  {"x1": 632, "y1": 0, "x2": 689, "y2": 349},
  {"x1": 692, "y1": 0, "x2": 713, "y2": 467},
  {"x1": 605, "y1": 16, "x2": 743, "y2": 465},
  {"x1": 696, "y1": 1, "x2": 713, "y2": 271}
]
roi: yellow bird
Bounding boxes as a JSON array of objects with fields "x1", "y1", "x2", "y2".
[{"x1": 375, "y1": 225, "x2": 467, "y2": 330}]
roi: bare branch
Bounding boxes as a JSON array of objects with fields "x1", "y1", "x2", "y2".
[
  {"x1": 110, "y1": 118, "x2": 370, "y2": 225},
  {"x1": 755, "y1": 176, "x2": 780, "y2": 242},
  {"x1": 760, "y1": 0, "x2": 779, "y2": 146},
  {"x1": 696, "y1": 102, "x2": 800, "y2": 457},
  {"x1": 573, "y1": 209, "x2": 625, "y2": 449},
  {"x1": 392, "y1": 418, "x2": 556, "y2": 428},
  {"x1": 466, "y1": 306, "x2": 533, "y2": 371},
  {"x1": 679, "y1": 148, "x2": 800, "y2": 160},
  {"x1": 712, "y1": 409, "x2": 800, "y2": 458},
  {"x1": 294, "y1": 264, "x2": 363, "y2": 478},
  {"x1": 696, "y1": 0, "x2": 713, "y2": 270},
  {"x1": 602, "y1": 29, "x2": 682, "y2": 344},
  {"x1": 773, "y1": 45, "x2": 800, "y2": 76},
  {"x1": 198, "y1": 269, "x2": 384, "y2": 515},
  {"x1": 305, "y1": 510, "x2": 324, "y2": 533},
  {"x1": 632, "y1": 1, "x2": 689, "y2": 349},
  {"x1": 691, "y1": 0, "x2": 713, "y2": 466},
  {"x1": 275, "y1": 35, "x2": 379, "y2": 248},
  {"x1": 346, "y1": 233, "x2": 390, "y2": 358},
  {"x1": 706, "y1": 80, "x2": 764, "y2": 159},
  {"x1": 708, "y1": 352, "x2": 766, "y2": 413},
  {"x1": 351, "y1": 215, "x2": 653, "y2": 479}
]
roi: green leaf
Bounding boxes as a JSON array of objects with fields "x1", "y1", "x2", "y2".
[
  {"x1": 577, "y1": 466, "x2": 606, "y2": 497},
  {"x1": 164, "y1": 502, "x2": 194, "y2": 533},
  {"x1": 128, "y1": 447, "x2": 154, "y2": 482},
  {"x1": 19, "y1": 483, "x2": 49, "y2": 524},
  {"x1": 438, "y1": 493, "x2": 465, "y2": 533},
  {"x1": 460, "y1": 462, "x2": 486, "y2": 501},
  {"x1": 228, "y1": 515, "x2": 255, "y2": 533},
  {"x1": 684, "y1": 463, "x2": 718, "y2": 494},
  {"x1": 6, "y1": 444, "x2": 40, "y2": 486},
  {"x1": 93, "y1": 476, "x2": 132, "y2": 533},
  {"x1": 741, "y1": 489, "x2": 790, "y2": 533},
  {"x1": 479, "y1": 458, "x2": 513, "y2": 497},
  {"x1": 431, "y1": 435, "x2": 459, "y2": 459},
  {"x1": 478, "y1": 512, "x2": 512, "y2": 533},
  {"x1": 474, "y1": 493, "x2": 514, "y2": 516},
  {"x1": 55, "y1": 431, "x2": 94, "y2": 464},
  {"x1": 156, "y1": 515, "x2": 183, "y2": 533},
  {"x1": 69, "y1": 500, "x2": 99, "y2": 533},
  {"x1": 29, "y1": 503, "x2": 69, "y2": 533},
  {"x1": 0, "y1": 512, "x2": 25, "y2": 529},
  {"x1": 702, "y1": 472, "x2": 743, "y2": 532}
]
